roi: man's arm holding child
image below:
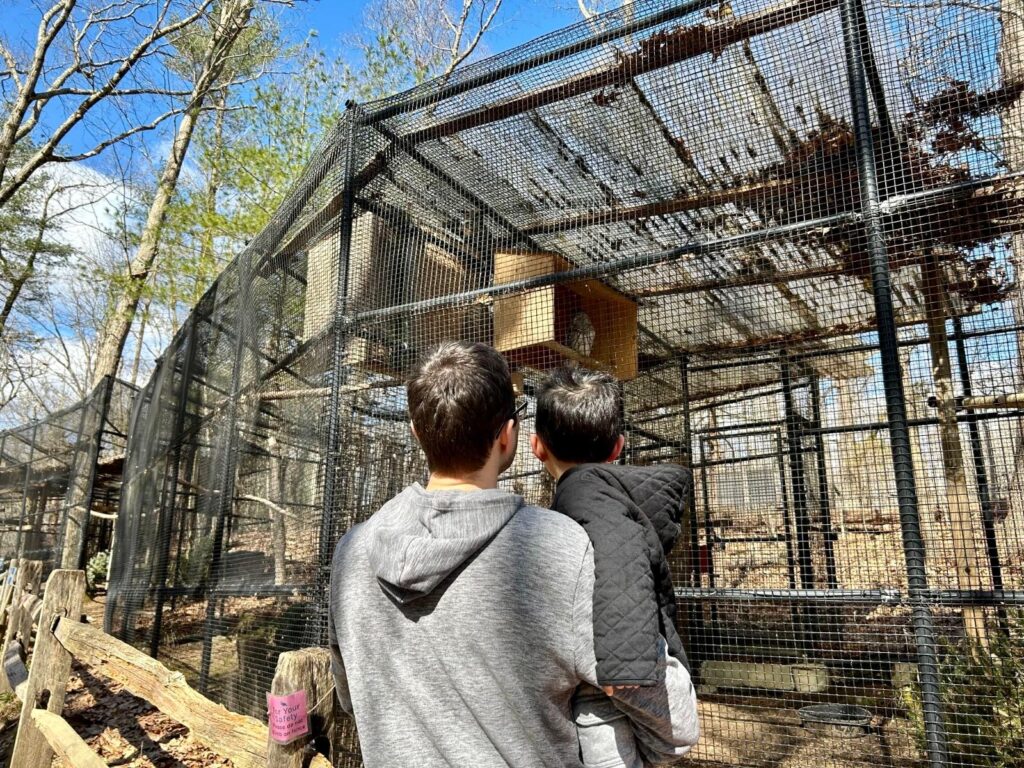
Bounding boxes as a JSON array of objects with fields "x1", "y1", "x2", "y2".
[{"x1": 572, "y1": 542, "x2": 700, "y2": 763}]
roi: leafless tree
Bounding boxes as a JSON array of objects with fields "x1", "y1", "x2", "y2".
[
  {"x1": 0, "y1": 0, "x2": 237, "y2": 211},
  {"x1": 365, "y1": 0, "x2": 504, "y2": 80},
  {"x1": 90, "y1": 0, "x2": 263, "y2": 386}
]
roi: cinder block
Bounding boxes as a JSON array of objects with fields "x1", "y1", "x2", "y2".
[
  {"x1": 699, "y1": 661, "x2": 830, "y2": 693},
  {"x1": 791, "y1": 664, "x2": 830, "y2": 693},
  {"x1": 700, "y1": 661, "x2": 796, "y2": 692}
]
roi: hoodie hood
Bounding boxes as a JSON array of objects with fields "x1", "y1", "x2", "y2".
[{"x1": 368, "y1": 483, "x2": 523, "y2": 604}]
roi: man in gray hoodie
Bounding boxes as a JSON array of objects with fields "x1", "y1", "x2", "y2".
[{"x1": 329, "y1": 341, "x2": 698, "y2": 767}]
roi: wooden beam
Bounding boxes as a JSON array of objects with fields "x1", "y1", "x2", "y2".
[
  {"x1": 267, "y1": 647, "x2": 336, "y2": 768},
  {"x1": 523, "y1": 179, "x2": 797, "y2": 236},
  {"x1": 10, "y1": 570, "x2": 85, "y2": 768},
  {"x1": 52, "y1": 617, "x2": 331, "y2": 768},
  {"x1": 922, "y1": 253, "x2": 991, "y2": 647},
  {"x1": 29, "y1": 709, "x2": 106, "y2": 768}
]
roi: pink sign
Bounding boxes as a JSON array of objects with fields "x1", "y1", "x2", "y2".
[{"x1": 267, "y1": 690, "x2": 310, "y2": 745}]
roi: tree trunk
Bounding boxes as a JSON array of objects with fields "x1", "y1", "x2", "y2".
[
  {"x1": 1001, "y1": 0, "x2": 1024, "y2": 535},
  {"x1": 90, "y1": 0, "x2": 256, "y2": 387}
]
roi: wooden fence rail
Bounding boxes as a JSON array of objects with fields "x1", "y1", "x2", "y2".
[{"x1": 0, "y1": 567, "x2": 335, "y2": 768}]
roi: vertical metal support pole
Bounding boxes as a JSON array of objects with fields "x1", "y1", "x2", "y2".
[
  {"x1": 697, "y1": 436, "x2": 718, "y2": 651},
  {"x1": 775, "y1": 430, "x2": 798, "y2": 590},
  {"x1": 775, "y1": 428, "x2": 805, "y2": 647},
  {"x1": 15, "y1": 424, "x2": 38, "y2": 560},
  {"x1": 73, "y1": 375, "x2": 117, "y2": 571},
  {"x1": 779, "y1": 356, "x2": 816, "y2": 591},
  {"x1": 313, "y1": 111, "x2": 360, "y2": 648},
  {"x1": 952, "y1": 316, "x2": 1007, "y2": 628},
  {"x1": 199, "y1": 261, "x2": 253, "y2": 693},
  {"x1": 839, "y1": 0, "x2": 949, "y2": 762},
  {"x1": 678, "y1": 355, "x2": 704, "y2": 669},
  {"x1": 150, "y1": 318, "x2": 199, "y2": 658},
  {"x1": 810, "y1": 375, "x2": 839, "y2": 589}
]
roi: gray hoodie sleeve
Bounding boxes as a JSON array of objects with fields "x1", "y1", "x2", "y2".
[
  {"x1": 572, "y1": 543, "x2": 700, "y2": 764},
  {"x1": 328, "y1": 562, "x2": 353, "y2": 715}
]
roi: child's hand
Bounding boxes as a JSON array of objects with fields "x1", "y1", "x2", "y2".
[{"x1": 601, "y1": 684, "x2": 640, "y2": 696}]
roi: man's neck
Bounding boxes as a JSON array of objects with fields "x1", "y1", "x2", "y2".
[{"x1": 426, "y1": 472, "x2": 497, "y2": 492}]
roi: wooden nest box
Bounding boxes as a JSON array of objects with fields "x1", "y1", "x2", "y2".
[{"x1": 493, "y1": 251, "x2": 638, "y2": 380}]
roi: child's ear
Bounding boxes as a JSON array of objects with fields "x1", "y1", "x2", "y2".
[
  {"x1": 606, "y1": 434, "x2": 626, "y2": 464},
  {"x1": 530, "y1": 434, "x2": 547, "y2": 463}
]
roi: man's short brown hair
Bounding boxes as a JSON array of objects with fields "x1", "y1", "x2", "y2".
[{"x1": 407, "y1": 341, "x2": 515, "y2": 475}]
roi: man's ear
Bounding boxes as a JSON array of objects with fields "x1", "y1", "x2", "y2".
[
  {"x1": 530, "y1": 434, "x2": 547, "y2": 463},
  {"x1": 606, "y1": 434, "x2": 626, "y2": 464}
]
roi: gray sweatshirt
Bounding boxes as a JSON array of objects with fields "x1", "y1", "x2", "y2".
[{"x1": 329, "y1": 483, "x2": 699, "y2": 768}]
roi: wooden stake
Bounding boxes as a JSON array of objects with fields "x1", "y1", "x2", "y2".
[
  {"x1": 1, "y1": 559, "x2": 41, "y2": 693},
  {"x1": 10, "y1": 569, "x2": 85, "y2": 768},
  {"x1": 267, "y1": 647, "x2": 336, "y2": 768},
  {"x1": 29, "y1": 709, "x2": 106, "y2": 768},
  {"x1": 0, "y1": 558, "x2": 18, "y2": 626},
  {"x1": 923, "y1": 254, "x2": 991, "y2": 647}
]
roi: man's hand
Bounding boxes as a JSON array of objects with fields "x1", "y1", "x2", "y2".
[{"x1": 601, "y1": 684, "x2": 640, "y2": 696}]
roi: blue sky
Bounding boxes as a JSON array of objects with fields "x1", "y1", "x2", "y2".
[{"x1": 297, "y1": 0, "x2": 581, "y2": 56}]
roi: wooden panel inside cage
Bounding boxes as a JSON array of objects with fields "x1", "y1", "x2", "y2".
[
  {"x1": 493, "y1": 251, "x2": 638, "y2": 380},
  {"x1": 303, "y1": 212, "x2": 488, "y2": 375}
]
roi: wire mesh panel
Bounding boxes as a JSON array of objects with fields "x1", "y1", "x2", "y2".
[
  {"x1": 0, "y1": 377, "x2": 135, "y2": 576},
  {"x1": 104, "y1": 0, "x2": 1024, "y2": 765}
]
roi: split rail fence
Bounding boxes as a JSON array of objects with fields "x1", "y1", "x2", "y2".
[{"x1": 0, "y1": 561, "x2": 338, "y2": 768}]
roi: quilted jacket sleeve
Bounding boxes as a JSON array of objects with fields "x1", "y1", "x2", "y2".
[{"x1": 554, "y1": 468, "x2": 662, "y2": 686}]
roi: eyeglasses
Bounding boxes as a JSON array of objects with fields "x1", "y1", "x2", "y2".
[{"x1": 493, "y1": 400, "x2": 528, "y2": 441}]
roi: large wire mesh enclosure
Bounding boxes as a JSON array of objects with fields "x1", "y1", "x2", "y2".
[
  {"x1": 0, "y1": 377, "x2": 135, "y2": 575},
  {"x1": 105, "y1": 0, "x2": 1024, "y2": 765}
]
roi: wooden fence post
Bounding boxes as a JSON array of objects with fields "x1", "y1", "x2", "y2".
[
  {"x1": 0, "y1": 559, "x2": 18, "y2": 626},
  {"x1": 267, "y1": 647, "x2": 336, "y2": 768},
  {"x1": 1, "y1": 559, "x2": 42, "y2": 693},
  {"x1": 10, "y1": 569, "x2": 85, "y2": 768}
]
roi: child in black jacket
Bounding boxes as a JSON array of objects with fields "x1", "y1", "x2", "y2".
[{"x1": 531, "y1": 368, "x2": 694, "y2": 768}]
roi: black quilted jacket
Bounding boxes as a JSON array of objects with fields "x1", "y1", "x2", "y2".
[{"x1": 553, "y1": 463, "x2": 691, "y2": 687}]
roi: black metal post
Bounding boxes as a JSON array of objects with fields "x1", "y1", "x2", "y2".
[
  {"x1": 952, "y1": 317, "x2": 1007, "y2": 629},
  {"x1": 810, "y1": 375, "x2": 839, "y2": 590},
  {"x1": 775, "y1": 431, "x2": 799, "y2": 591},
  {"x1": 679, "y1": 355, "x2": 704, "y2": 669},
  {"x1": 150, "y1": 318, "x2": 200, "y2": 658},
  {"x1": 199, "y1": 265, "x2": 254, "y2": 693},
  {"x1": 14, "y1": 423, "x2": 38, "y2": 560},
  {"x1": 779, "y1": 356, "x2": 816, "y2": 592},
  {"x1": 313, "y1": 111, "x2": 360, "y2": 648},
  {"x1": 839, "y1": 0, "x2": 949, "y2": 762}
]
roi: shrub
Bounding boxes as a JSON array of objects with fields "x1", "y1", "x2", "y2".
[
  {"x1": 85, "y1": 550, "x2": 109, "y2": 592},
  {"x1": 902, "y1": 615, "x2": 1024, "y2": 768}
]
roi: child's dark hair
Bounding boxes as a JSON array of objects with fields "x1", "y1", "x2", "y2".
[{"x1": 535, "y1": 368, "x2": 622, "y2": 464}]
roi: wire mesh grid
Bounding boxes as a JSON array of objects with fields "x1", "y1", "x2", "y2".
[
  {"x1": 101, "y1": 0, "x2": 1024, "y2": 764},
  {"x1": 0, "y1": 377, "x2": 135, "y2": 577}
]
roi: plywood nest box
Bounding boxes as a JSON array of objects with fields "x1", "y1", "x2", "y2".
[{"x1": 493, "y1": 251, "x2": 638, "y2": 381}]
